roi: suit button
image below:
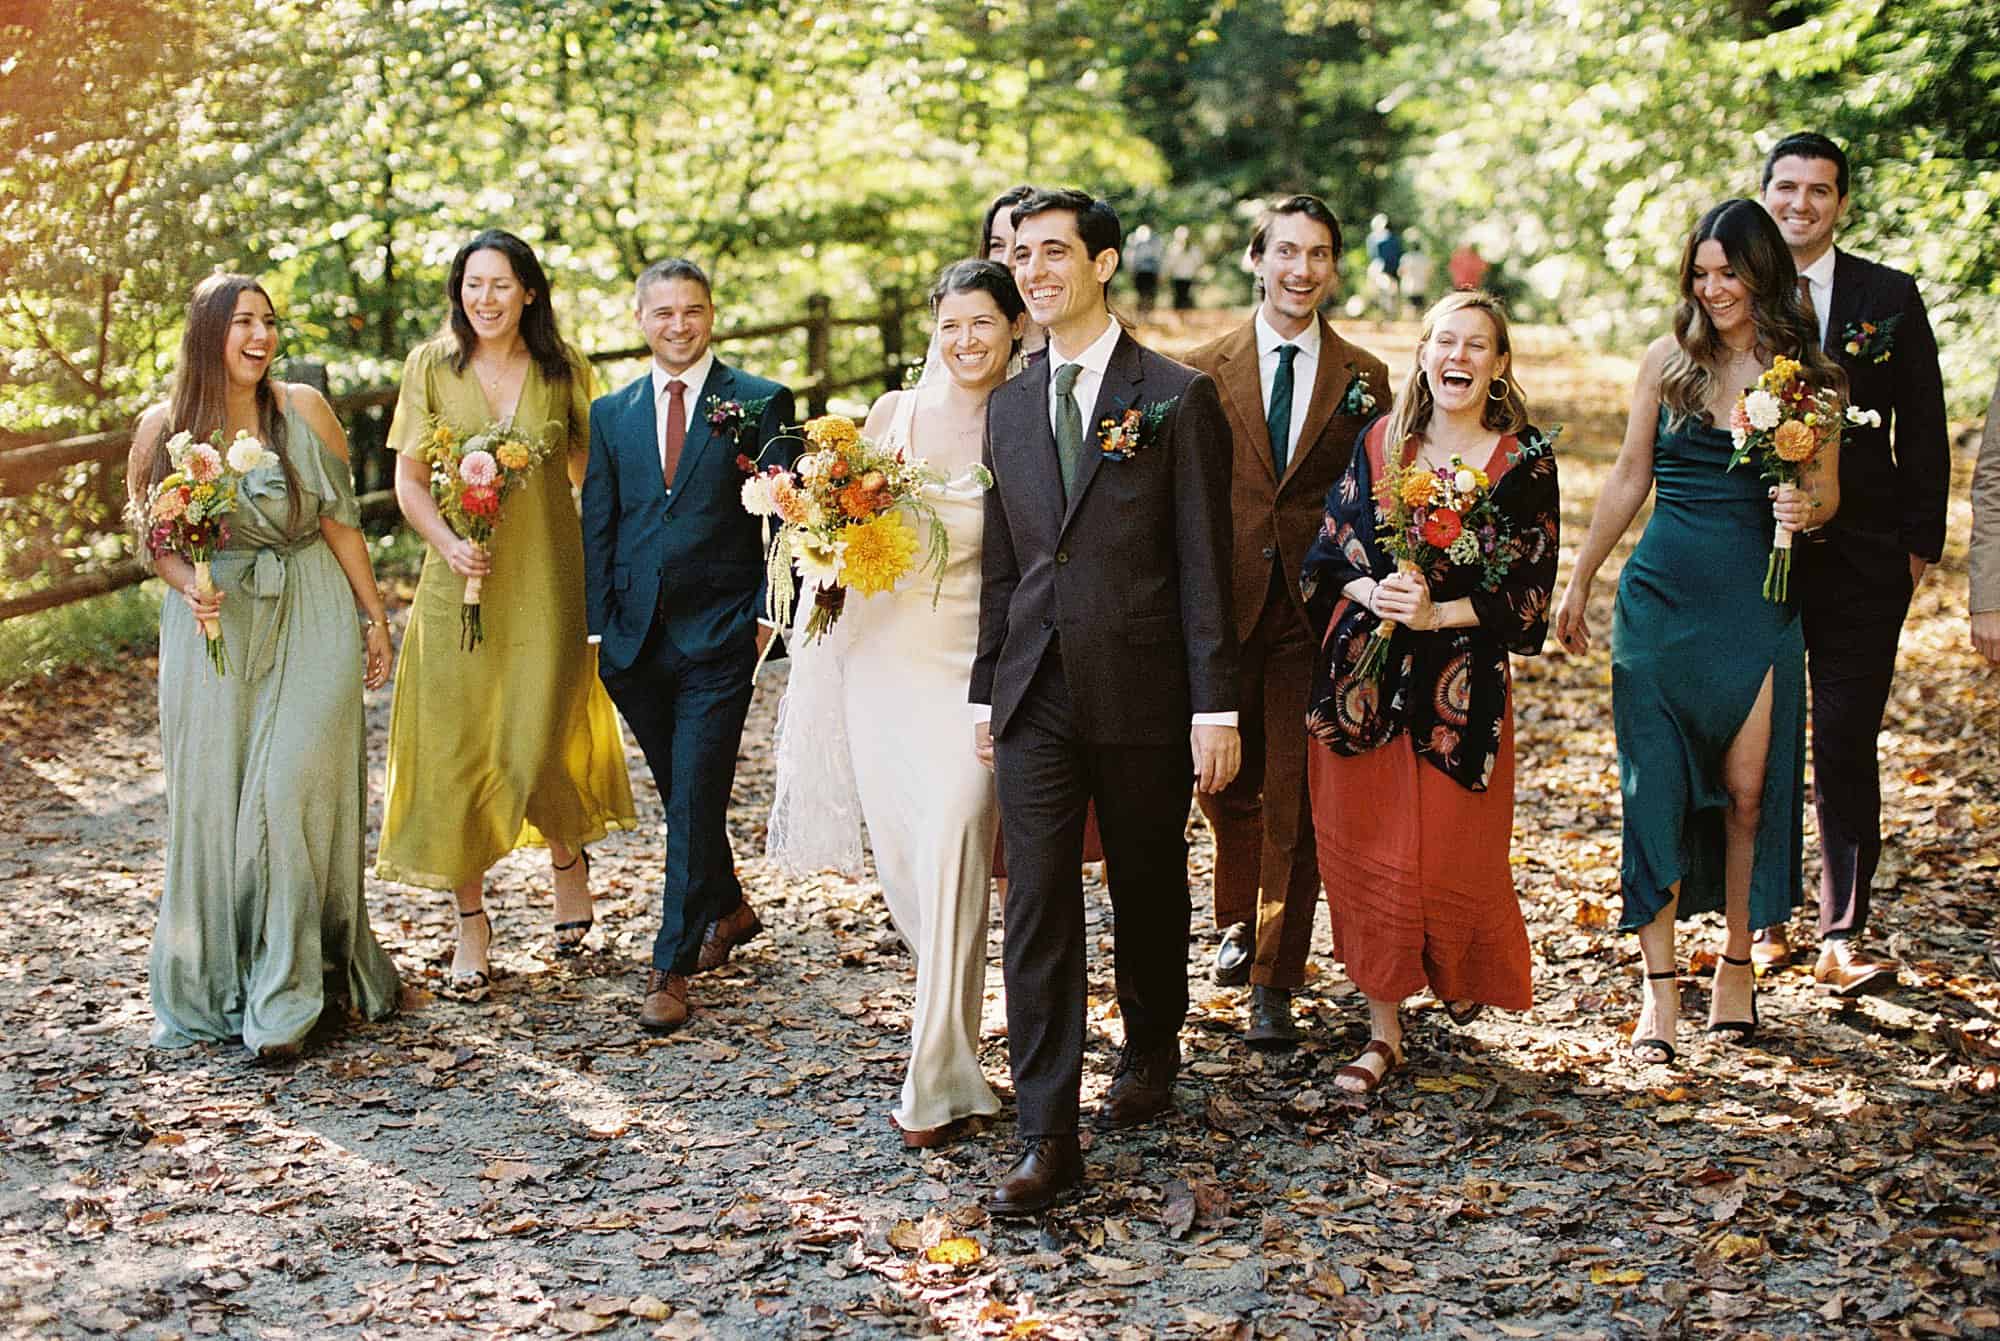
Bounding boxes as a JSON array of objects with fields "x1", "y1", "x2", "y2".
[
  {"x1": 1055, "y1": 551, "x2": 1070, "y2": 565},
  {"x1": 1040, "y1": 617, "x2": 1054, "y2": 631},
  {"x1": 1261, "y1": 546, "x2": 1277, "y2": 561}
]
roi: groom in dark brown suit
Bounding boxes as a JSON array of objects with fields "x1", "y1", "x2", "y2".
[{"x1": 972, "y1": 189, "x2": 1238, "y2": 1215}]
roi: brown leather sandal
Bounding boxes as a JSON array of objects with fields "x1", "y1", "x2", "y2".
[{"x1": 1334, "y1": 1038, "x2": 1403, "y2": 1095}]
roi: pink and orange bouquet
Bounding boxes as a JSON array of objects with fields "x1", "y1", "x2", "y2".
[
  {"x1": 139, "y1": 428, "x2": 281, "y2": 675},
  {"x1": 1727, "y1": 356, "x2": 1876, "y2": 602},
  {"x1": 1355, "y1": 445, "x2": 1518, "y2": 681},
  {"x1": 740, "y1": 414, "x2": 971, "y2": 644},
  {"x1": 422, "y1": 418, "x2": 558, "y2": 648}
]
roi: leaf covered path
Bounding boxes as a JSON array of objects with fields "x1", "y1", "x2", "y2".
[{"x1": 4, "y1": 319, "x2": 1998, "y2": 1340}]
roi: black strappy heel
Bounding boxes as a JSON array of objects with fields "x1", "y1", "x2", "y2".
[
  {"x1": 1707, "y1": 953, "x2": 1759, "y2": 1044},
  {"x1": 551, "y1": 849, "x2": 593, "y2": 957},
  {"x1": 1632, "y1": 968, "x2": 1679, "y2": 1065},
  {"x1": 447, "y1": 906, "x2": 493, "y2": 1002}
]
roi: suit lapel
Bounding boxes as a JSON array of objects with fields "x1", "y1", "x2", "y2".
[
  {"x1": 1061, "y1": 330, "x2": 1142, "y2": 535},
  {"x1": 1214, "y1": 321, "x2": 1272, "y2": 485},
  {"x1": 1002, "y1": 357, "x2": 1064, "y2": 534},
  {"x1": 1286, "y1": 314, "x2": 1354, "y2": 488},
  {"x1": 623, "y1": 373, "x2": 667, "y2": 505},
  {"x1": 1828, "y1": 249, "x2": 1867, "y2": 365},
  {"x1": 665, "y1": 361, "x2": 731, "y2": 513}
]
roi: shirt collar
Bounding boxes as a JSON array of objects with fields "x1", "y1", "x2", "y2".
[
  {"x1": 652, "y1": 350, "x2": 715, "y2": 401},
  {"x1": 1051, "y1": 318, "x2": 1123, "y2": 382},
  {"x1": 1254, "y1": 308, "x2": 1321, "y2": 361},
  {"x1": 1797, "y1": 248, "x2": 1836, "y2": 289}
]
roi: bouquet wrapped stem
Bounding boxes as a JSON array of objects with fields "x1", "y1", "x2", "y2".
[
  {"x1": 1353, "y1": 559, "x2": 1417, "y2": 681},
  {"x1": 461, "y1": 545, "x2": 488, "y2": 649},
  {"x1": 191, "y1": 560, "x2": 225, "y2": 672},
  {"x1": 1764, "y1": 513, "x2": 1794, "y2": 603},
  {"x1": 801, "y1": 582, "x2": 846, "y2": 643}
]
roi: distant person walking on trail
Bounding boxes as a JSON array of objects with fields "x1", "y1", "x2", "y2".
[
  {"x1": 1365, "y1": 214, "x2": 1403, "y2": 320},
  {"x1": 131, "y1": 272, "x2": 402, "y2": 1062},
  {"x1": 1449, "y1": 242, "x2": 1489, "y2": 291},
  {"x1": 1399, "y1": 240, "x2": 1436, "y2": 315},
  {"x1": 1128, "y1": 224, "x2": 1165, "y2": 313},
  {"x1": 1167, "y1": 225, "x2": 1204, "y2": 310}
]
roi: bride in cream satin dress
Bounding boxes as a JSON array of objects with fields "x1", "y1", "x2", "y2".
[{"x1": 768, "y1": 261, "x2": 1026, "y2": 1143}]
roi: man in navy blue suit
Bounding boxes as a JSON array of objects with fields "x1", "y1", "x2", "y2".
[{"x1": 581, "y1": 258, "x2": 797, "y2": 1033}]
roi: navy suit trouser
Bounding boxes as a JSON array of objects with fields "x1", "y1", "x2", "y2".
[
  {"x1": 994, "y1": 646, "x2": 1194, "y2": 1139},
  {"x1": 602, "y1": 621, "x2": 756, "y2": 975}
]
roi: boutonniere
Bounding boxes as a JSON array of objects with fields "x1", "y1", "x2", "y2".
[
  {"x1": 1098, "y1": 396, "x2": 1179, "y2": 460},
  {"x1": 705, "y1": 393, "x2": 775, "y2": 441},
  {"x1": 1841, "y1": 314, "x2": 1900, "y2": 364},
  {"x1": 1337, "y1": 372, "x2": 1378, "y2": 417}
]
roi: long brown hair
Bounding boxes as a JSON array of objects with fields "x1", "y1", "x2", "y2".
[
  {"x1": 147, "y1": 273, "x2": 301, "y2": 523},
  {"x1": 1381, "y1": 290, "x2": 1529, "y2": 452},
  {"x1": 1659, "y1": 199, "x2": 1843, "y2": 424}
]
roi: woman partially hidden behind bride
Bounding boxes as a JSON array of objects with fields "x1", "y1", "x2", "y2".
[{"x1": 768, "y1": 260, "x2": 1027, "y2": 1148}]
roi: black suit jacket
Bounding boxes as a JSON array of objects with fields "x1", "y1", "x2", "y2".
[
  {"x1": 1820, "y1": 249, "x2": 1949, "y2": 567},
  {"x1": 971, "y1": 329, "x2": 1236, "y2": 744}
]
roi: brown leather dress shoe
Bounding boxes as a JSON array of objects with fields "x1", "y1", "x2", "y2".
[
  {"x1": 639, "y1": 969, "x2": 690, "y2": 1032},
  {"x1": 1098, "y1": 1041, "x2": 1179, "y2": 1128},
  {"x1": 1244, "y1": 985, "x2": 1301, "y2": 1052},
  {"x1": 1751, "y1": 924, "x2": 1793, "y2": 973},
  {"x1": 1813, "y1": 940, "x2": 1898, "y2": 998},
  {"x1": 986, "y1": 1135, "x2": 1082, "y2": 1217},
  {"x1": 696, "y1": 900, "x2": 764, "y2": 973},
  {"x1": 891, "y1": 1113, "x2": 989, "y2": 1151}
]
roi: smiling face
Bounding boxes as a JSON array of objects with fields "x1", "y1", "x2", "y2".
[
  {"x1": 1761, "y1": 154, "x2": 1847, "y2": 266},
  {"x1": 636, "y1": 277, "x2": 715, "y2": 375},
  {"x1": 1421, "y1": 306, "x2": 1507, "y2": 415},
  {"x1": 1012, "y1": 209, "x2": 1118, "y2": 349},
  {"x1": 222, "y1": 289, "x2": 280, "y2": 390},
  {"x1": 1689, "y1": 239, "x2": 1753, "y2": 344},
  {"x1": 458, "y1": 247, "x2": 534, "y2": 350},
  {"x1": 1254, "y1": 211, "x2": 1336, "y2": 337},
  {"x1": 933, "y1": 287, "x2": 1024, "y2": 393},
  {"x1": 985, "y1": 210, "x2": 1016, "y2": 265}
]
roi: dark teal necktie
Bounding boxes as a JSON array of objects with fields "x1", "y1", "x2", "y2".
[
  {"x1": 1267, "y1": 343, "x2": 1299, "y2": 476},
  {"x1": 1054, "y1": 362, "x2": 1085, "y2": 500}
]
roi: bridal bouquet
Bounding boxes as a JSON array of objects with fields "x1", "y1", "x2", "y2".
[
  {"x1": 422, "y1": 418, "x2": 559, "y2": 648},
  {"x1": 1354, "y1": 445, "x2": 1520, "y2": 681},
  {"x1": 741, "y1": 414, "x2": 974, "y2": 644},
  {"x1": 1726, "y1": 356, "x2": 1877, "y2": 602},
  {"x1": 139, "y1": 428, "x2": 281, "y2": 675}
]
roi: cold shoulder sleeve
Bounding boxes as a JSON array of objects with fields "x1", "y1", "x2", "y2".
[{"x1": 290, "y1": 421, "x2": 361, "y2": 529}]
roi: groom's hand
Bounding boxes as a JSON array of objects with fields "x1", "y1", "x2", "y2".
[
  {"x1": 1191, "y1": 724, "x2": 1240, "y2": 794},
  {"x1": 974, "y1": 722, "x2": 995, "y2": 771}
]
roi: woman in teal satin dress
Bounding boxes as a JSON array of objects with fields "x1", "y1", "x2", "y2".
[
  {"x1": 1554, "y1": 201, "x2": 1843, "y2": 1065},
  {"x1": 129, "y1": 274, "x2": 402, "y2": 1061}
]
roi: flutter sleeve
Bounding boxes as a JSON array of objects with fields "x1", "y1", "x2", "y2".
[
  {"x1": 1301, "y1": 418, "x2": 1386, "y2": 638},
  {"x1": 389, "y1": 343, "x2": 438, "y2": 461},
  {"x1": 1468, "y1": 426, "x2": 1560, "y2": 656}
]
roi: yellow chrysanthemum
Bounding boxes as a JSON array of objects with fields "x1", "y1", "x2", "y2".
[
  {"x1": 804, "y1": 415, "x2": 861, "y2": 453},
  {"x1": 840, "y1": 511, "x2": 918, "y2": 596},
  {"x1": 1398, "y1": 472, "x2": 1439, "y2": 508},
  {"x1": 495, "y1": 440, "x2": 533, "y2": 471}
]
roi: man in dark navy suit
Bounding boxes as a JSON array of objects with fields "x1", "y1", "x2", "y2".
[
  {"x1": 581, "y1": 258, "x2": 797, "y2": 1033},
  {"x1": 1756, "y1": 133, "x2": 1949, "y2": 994}
]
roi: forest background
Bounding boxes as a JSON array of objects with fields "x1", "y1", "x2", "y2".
[{"x1": 2, "y1": 0, "x2": 1997, "y2": 606}]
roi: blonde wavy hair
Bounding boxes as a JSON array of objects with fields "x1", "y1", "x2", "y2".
[{"x1": 1382, "y1": 290, "x2": 1529, "y2": 453}]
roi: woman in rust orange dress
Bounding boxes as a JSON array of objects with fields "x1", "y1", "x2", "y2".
[{"x1": 1300, "y1": 290, "x2": 1559, "y2": 1094}]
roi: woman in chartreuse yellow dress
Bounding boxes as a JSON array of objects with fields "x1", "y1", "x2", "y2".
[{"x1": 379, "y1": 229, "x2": 636, "y2": 998}]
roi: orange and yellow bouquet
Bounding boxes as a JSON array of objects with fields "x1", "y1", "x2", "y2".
[
  {"x1": 139, "y1": 428, "x2": 281, "y2": 675},
  {"x1": 1726, "y1": 356, "x2": 1876, "y2": 602},
  {"x1": 740, "y1": 414, "x2": 973, "y2": 644},
  {"x1": 422, "y1": 418, "x2": 559, "y2": 648}
]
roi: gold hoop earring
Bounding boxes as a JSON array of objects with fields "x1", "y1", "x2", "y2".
[{"x1": 1487, "y1": 377, "x2": 1510, "y2": 401}]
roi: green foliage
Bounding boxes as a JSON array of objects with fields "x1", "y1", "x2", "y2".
[{"x1": 0, "y1": 583, "x2": 161, "y2": 688}]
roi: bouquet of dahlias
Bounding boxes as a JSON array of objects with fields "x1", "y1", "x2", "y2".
[
  {"x1": 741, "y1": 414, "x2": 977, "y2": 644},
  {"x1": 1726, "y1": 355, "x2": 1877, "y2": 602},
  {"x1": 422, "y1": 418, "x2": 559, "y2": 648},
  {"x1": 139, "y1": 428, "x2": 281, "y2": 675},
  {"x1": 1354, "y1": 445, "x2": 1521, "y2": 681}
]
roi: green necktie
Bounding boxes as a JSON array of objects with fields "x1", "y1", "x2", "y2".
[
  {"x1": 1267, "y1": 343, "x2": 1298, "y2": 476},
  {"x1": 1054, "y1": 362, "x2": 1085, "y2": 500}
]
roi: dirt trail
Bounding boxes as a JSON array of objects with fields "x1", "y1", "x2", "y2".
[{"x1": 3, "y1": 320, "x2": 1996, "y2": 1340}]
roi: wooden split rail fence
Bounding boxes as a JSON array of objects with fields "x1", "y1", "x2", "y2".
[{"x1": 0, "y1": 293, "x2": 912, "y2": 622}]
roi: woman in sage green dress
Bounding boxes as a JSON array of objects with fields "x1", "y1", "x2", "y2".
[
  {"x1": 378, "y1": 230, "x2": 636, "y2": 998},
  {"x1": 1555, "y1": 200, "x2": 1842, "y2": 1065},
  {"x1": 131, "y1": 274, "x2": 402, "y2": 1061}
]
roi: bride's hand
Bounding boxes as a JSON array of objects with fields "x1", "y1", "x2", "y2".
[{"x1": 973, "y1": 721, "x2": 994, "y2": 772}]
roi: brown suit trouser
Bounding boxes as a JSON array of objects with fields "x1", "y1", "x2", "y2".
[{"x1": 1196, "y1": 570, "x2": 1321, "y2": 990}]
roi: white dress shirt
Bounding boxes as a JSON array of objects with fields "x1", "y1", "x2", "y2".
[
  {"x1": 971, "y1": 318, "x2": 1236, "y2": 730},
  {"x1": 1798, "y1": 248, "x2": 1836, "y2": 350},
  {"x1": 1254, "y1": 307, "x2": 1321, "y2": 459},
  {"x1": 651, "y1": 350, "x2": 715, "y2": 487}
]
